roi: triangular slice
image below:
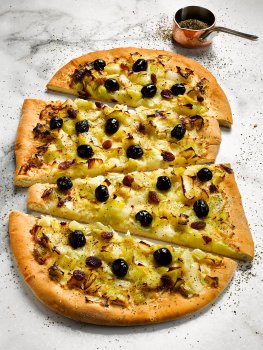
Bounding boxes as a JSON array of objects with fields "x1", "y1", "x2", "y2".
[
  {"x1": 15, "y1": 98, "x2": 221, "y2": 187},
  {"x1": 27, "y1": 164, "x2": 254, "y2": 261},
  {"x1": 9, "y1": 211, "x2": 236, "y2": 325},
  {"x1": 47, "y1": 47, "x2": 232, "y2": 127}
]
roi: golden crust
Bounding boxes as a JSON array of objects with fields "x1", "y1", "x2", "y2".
[
  {"x1": 14, "y1": 99, "x2": 53, "y2": 187},
  {"x1": 27, "y1": 164, "x2": 254, "y2": 262},
  {"x1": 47, "y1": 47, "x2": 232, "y2": 127},
  {"x1": 14, "y1": 98, "x2": 221, "y2": 187},
  {"x1": 218, "y1": 169, "x2": 254, "y2": 261},
  {"x1": 201, "y1": 117, "x2": 221, "y2": 163},
  {"x1": 9, "y1": 211, "x2": 236, "y2": 326}
]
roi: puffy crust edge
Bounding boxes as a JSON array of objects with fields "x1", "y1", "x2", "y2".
[
  {"x1": 201, "y1": 117, "x2": 221, "y2": 163},
  {"x1": 14, "y1": 99, "x2": 50, "y2": 187},
  {"x1": 9, "y1": 211, "x2": 236, "y2": 326},
  {"x1": 218, "y1": 168, "x2": 254, "y2": 261},
  {"x1": 47, "y1": 47, "x2": 232, "y2": 127}
]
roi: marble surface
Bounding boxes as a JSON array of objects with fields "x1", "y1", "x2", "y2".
[{"x1": 0, "y1": 0, "x2": 263, "y2": 349}]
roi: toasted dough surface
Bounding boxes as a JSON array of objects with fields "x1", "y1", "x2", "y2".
[
  {"x1": 47, "y1": 47, "x2": 232, "y2": 127},
  {"x1": 27, "y1": 165, "x2": 254, "y2": 261},
  {"x1": 220, "y1": 171, "x2": 254, "y2": 261},
  {"x1": 9, "y1": 211, "x2": 236, "y2": 326},
  {"x1": 14, "y1": 99, "x2": 221, "y2": 187},
  {"x1": 14, "y1": 99, "x2": 49, "y2": 186}
]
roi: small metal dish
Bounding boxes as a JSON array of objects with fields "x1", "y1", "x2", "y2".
[{"x1": 172, "y1": 6, "x2": 258, "y2": 49}]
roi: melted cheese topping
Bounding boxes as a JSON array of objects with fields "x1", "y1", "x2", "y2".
[
  {"x1": 71, "y1": 52, "x2": 209, "y2": 113},
  {"x1": 21, "y1": 99, "x2": 214, "y2": 180},
  {"x1": 39, "y1": 164, "x2": 238, "y2": 259},
  {"x1": 32, "y1": 216, "x2": 222, "y2": 306}
]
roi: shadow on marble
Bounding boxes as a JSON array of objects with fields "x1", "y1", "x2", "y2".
[
  {"x1": 44, "y1": 89, "x2": 77, "y2": 101},
  {"x1": 237, "y1": 261, "x2": 253, "y2": 272},
  {"x1": 171, "y1": 38, "x2": 213, "y2": 58},
  {"x1": 220, "y1": 126, "x2": 232, "y2": 134}
]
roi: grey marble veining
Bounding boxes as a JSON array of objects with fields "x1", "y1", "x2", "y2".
[{"x1": 0, "y1": 0, "x2": 263, "y2": 349}]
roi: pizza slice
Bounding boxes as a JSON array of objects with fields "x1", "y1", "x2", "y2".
[
  {"x1": 47, "y1": 47, "x2": 232, "y2": 127},
  {"x1": 15, "y1": 98, "x2": 221, "y2": 187},
  {"x1": 9, "y1": 211, "x2": 236, "y2": 325},
  {"x1": 27, "y1": 164, "x2": 254, "y2": 261}
]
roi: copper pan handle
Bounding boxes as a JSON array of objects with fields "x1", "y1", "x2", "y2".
[{"x1": 200, "y1": 26, "x2": 259, "y2": 41}]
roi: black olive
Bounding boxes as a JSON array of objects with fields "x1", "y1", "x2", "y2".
[
  {"x1": 135, "y1": 210, "x2": 153, "y2": 227},
  {"x1": 153, "y1": 248, "x2": 172, "y2": 266},
  {"x1": 132, "y1": 59, "x2": 148, "y2": 72},
  {"x1": 95, "y1": 185, "x2": 109, "y2": 202},
  {"x1": 105, "y1": 118, "x2": 119, "y2": 135},
  {"x1": 197, "y1": 168, "x2": 213, "y2": 182},
  {"x1": 104, "y1": 78, "x2": 120, "y2": 92},
  {"x1": 141, "y1": 84, "x2": 157, "y2": 98},
  {"x1": 156, "y1": 176, "x2": 171, "y2": 191},
  {"x1": 77, "y1": 144, "x2": 94, "y2": 159},
  {"x1": 93, "y1": 59, "x2": 106, "y2": 71},
  {"x1": 171, "y1": 83, "x2": 186, "y2": 96},
  {"x1": 171, "y1": 124, "x2": 186, "y2": 140},
  {"x1": 112, "y1": 258, "x2": 129, "y2": 277},
  {"x1": 75, "y1": 120, "x2": 89, "y2": 133},
  {"x1": 193, "y1": 199, "x2": 209, "y2": 218},
  {"x1": 50, "y1": 116, "x2": 63, "y2": 130},
  {"x1": 68, "y1": 230, "x2": 86, "y2": 249},
  {"x1": 57, "y1": 176, "x2": 73, "y2": 191},
  {"x1": 126, "y1": 145, "x2": 144, "y2": 159},
  {"x1": 86, "y1": 256, "x2": 102, "y2": 268}
]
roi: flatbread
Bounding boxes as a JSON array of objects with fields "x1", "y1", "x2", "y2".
[
  {"x1": 27, "y1": 164, "x2": 254, "y2": 261},
  {"x1": 47, "y1": 47, "x2": 232, "y2": 127},
  {"x1": 9, "y1": 211, "x2": 237, "y2": 326},
  {"x1": 14, "y1": 98, "x2": 221, "y2": 187}
]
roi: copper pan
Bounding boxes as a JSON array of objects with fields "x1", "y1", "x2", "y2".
[{"x1": 172, "y1": 6, "x2": 258, "y2": 49}]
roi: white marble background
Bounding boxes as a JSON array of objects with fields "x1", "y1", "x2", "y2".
[{"x1": 0, "y1": 0, "x2": 263, "y2": 349}]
